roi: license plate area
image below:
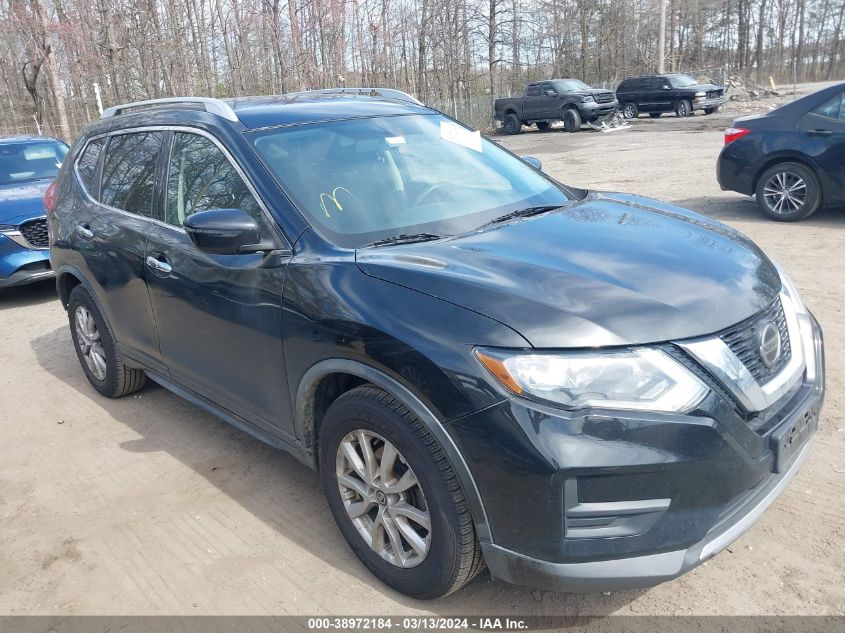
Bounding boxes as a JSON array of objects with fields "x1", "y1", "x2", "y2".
[{"x1": 771, "y1": 405, "x2": 818, "y2": 473}]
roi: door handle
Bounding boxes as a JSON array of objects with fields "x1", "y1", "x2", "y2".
[
  {"x1": 76, "y1": 224, "x2": 94, "y2": 239},
  {"x1": 145, "y1": 255, "x2": 172, "y2": 275},
  {"x1": 807, "y1": 129, "x2": 834, "y2": 137}
]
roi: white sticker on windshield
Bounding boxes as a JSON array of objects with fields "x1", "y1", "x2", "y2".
[
  {"x1": 385, "y1": 136, "x2": 406, "y2": 145},
  {"x1": 440, "y1": 121, "x2": 482, "y2": 153}
]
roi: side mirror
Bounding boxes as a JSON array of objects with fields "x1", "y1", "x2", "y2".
[
  {"x1": 545, "y1": 90, "x2": 557, "y2": 97},
  {"x1": 662, "y1": 85, "x2": 671, "y2": 90},
  {"x1": 183, "y1": 208, "x2": 262, "y2": 255},
  {"x1": 522, "y1": 156, "x2": 542, "y2": 171}
]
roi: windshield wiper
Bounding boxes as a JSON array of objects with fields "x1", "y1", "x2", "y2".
[
  {"x1": 477, "y1": 205, "x2": 567, "y2": 229},
  {"x1": 362, "y1": 233, "x2": 446, "y2": 248}
]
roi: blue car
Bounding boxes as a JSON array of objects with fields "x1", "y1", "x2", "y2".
[{"x1": 0, "y1": 136, "x2": 68, "y2": 289}]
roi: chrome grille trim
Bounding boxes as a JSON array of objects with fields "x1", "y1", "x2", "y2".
[{"x1": 677, "y1": 292, "x2": 807, "y2": 413}]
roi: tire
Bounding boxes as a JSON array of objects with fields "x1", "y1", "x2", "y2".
[
  {"x1": 755, "y1": 162, "x2": 821, "y2": 222},
  {"x1": 675, "y1": 99, "x2": 692, "y2": 117},
  {"x1": 649, "y1": 112, "x2": 661, "y2": 118},
  {"x1": 622, "y1": 102, "x2": 639, "y2": 119},
  {"x1": 68, "y1": 285, "x2": 147, "y2": 398},
  {"x1": 563, "y1": 108, "x2": 582, "y2": 132},
  {"x1": 704, "y1": 107, "x2": 719, "y2": 115},
  {"x1": 319, "y1": 386, "x2": 484, "y2": 599},
  {"x1": 503, "y1": 113, "x2": 522, "y2": 135},
  {"x1": 535, "y1": 121, "x2": 550, "y2": 131}
]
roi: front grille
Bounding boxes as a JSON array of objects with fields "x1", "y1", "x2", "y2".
[
  {"x1": 706, "y1": 89, "x2": 723, "y2": 99},
  {"x1": 720, "y1": 297, "x2": 791, "y2": 384},
  {"x1": 593, "y1": 92, "x2": 614, "y2": 104},
  {"x1": 19, "y1": 217, "x2": 49, "y2": 249}
]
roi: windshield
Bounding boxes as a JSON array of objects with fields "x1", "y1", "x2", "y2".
[
  {"x1": 249, "y1": 114, "x2": 571, "y2": 248},
  {"x1": 554, "y1": 79, "x2": 592, "y2": 92},
  {"x1": 0, "y1": 140, "x2": 68, "y2": 186},
  {"x1": 668, "y1": 74, "x2": 698, "y2": 88}
]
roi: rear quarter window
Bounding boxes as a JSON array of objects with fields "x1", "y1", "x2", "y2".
[{"x1": 75, "y1": 137, "x2": 105, "y2": 195}]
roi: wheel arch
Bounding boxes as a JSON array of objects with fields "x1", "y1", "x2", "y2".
[
  {"x1": 752, "y1": 153, "x2": 822, "y2": 198},
  {"x1": 56, "y1": 264, "x2": 118, "y2": 345},
  {"x1": 295, "y1": 358, "x2": 492, "y2": 543}
]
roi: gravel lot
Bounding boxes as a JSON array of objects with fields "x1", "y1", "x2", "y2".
[{"x1": 1, "y1": 85, "x2": 843, "y2": 618}]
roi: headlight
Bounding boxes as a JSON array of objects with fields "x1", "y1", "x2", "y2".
[
  {"x1": 582, "y1": 95, "x2": 595, "y2": 103},
  {"x1": 694, "y1": 91, "x2": 706, "y2": 99},
  {"x1": 475, "y1": 347, "x2": 709, "y2": 413}
]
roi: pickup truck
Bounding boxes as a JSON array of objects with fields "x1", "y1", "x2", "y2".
[{"x1": 494, "y1": 79, "x2": 619, "y2": 134}]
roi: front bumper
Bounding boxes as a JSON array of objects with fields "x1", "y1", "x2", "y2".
[
  {"x1": 0, "y1": 234, "x2": 53, "y2": 289},
  {"x1": 447, "y1": 313, "x2": 823, "y2": 592},
  {"x1": 693, "y1": 95, "x2": 728, "y2": 111},
  {"x1": 581, "y1": 101, "x2": 619, "y2": 119}
]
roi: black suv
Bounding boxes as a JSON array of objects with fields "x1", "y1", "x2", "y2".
[
  {"x1": 617, "y1": 73, "x2": 727, "y2": 119},
  {"x1": 49, "y1": 90, "x2": 823, "y2": 599}
]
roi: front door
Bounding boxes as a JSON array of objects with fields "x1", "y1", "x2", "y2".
[{"x1": 144, "y1": 130, "x2": 294, "y2": 439}]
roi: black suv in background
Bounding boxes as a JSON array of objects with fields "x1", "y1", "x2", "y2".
[
  {"x1": 495, "y1": 79, "x2": 618, "y2": 133},
  {"x1": 48, "y1": 90, "x2": 823, "y2": 599},
  {"x1": 617, "y1": 73, "x2": 727, "y2": 119}
]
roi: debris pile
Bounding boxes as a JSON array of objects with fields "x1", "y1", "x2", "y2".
[{"x1": 724, "y1": 75, "x2": 782, "y2": 101}]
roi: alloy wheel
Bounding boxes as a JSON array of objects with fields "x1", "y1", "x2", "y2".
[
  {"x1": 75, "y1": 305, "x2": 107, "y2": 381},
  {"x1": 623, "y1": 104, "x2": 637, "y2": 119},
  {"x1": 335, "y1": 430, "x2": 431, "y2": 568},
  {"x1": 763, "y1": 171, "x2": 807, "y2": 215}
]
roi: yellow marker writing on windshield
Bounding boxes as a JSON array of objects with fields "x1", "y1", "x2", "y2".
[{"x1": 319, "y1": 187, "x2": 356, "y2": 218}]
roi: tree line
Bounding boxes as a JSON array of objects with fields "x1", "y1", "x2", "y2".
[{"x1": 1, "y1": 0, "x2": 843, "y2": 139}]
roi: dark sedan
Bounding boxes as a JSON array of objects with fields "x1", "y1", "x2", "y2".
[
  {"x1": 0, "y1": 136, "x2": 68, "y2": 288},
  {"x1": 717, "y1": 82, "x2": 845, "y2": 221}
]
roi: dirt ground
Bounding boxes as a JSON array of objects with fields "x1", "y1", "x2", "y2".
[{"x1": 1, "y1": 84, "x2": 844, "y2": 618}]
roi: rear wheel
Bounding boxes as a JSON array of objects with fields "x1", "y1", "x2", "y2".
[
  {"x1": 503, "y1": 113, "x2": 522, "y2": 135},
  {"x1": 622, "y1": 103, "x2": 639, "y2": 119},
  {"x1": 675, "y1": 99, "x2": 692, "y2": 117},
  {"x1": 649, "y1": 112, "x2": 661, "y2": 118},
  {"x1": 562, "y1": 108, "x2": 582, "y2": 132},
  {"x1": 319, "y1": 386, "x2": 484, "y2": 599},
  {"x1": 535, "y1": 121, "x2": 550, "y2": 131},
  {"x1": 755, "y1": 162, "x2": 821, "y2": 222},
  {"x1": 68, "y1": 285, "x2": 146, "y2": 398}
]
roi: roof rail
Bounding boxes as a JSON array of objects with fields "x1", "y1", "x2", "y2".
[
  {"x1": 101, "y1": 97, "x2": 239, "y2": 122},
  {"x1": 294, "y1": 87, "x2": 423, "y2": 106}
]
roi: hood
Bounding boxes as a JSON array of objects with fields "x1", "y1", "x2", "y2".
[
  {"x1": 357, "y1": 193, "x2": 781, "y2": 348},
  {"x1": 686, "y1": 83, "x2": 723, "y2": 92},
  {"x1": 566, "y1": 89, "x2": 615, "y2": 97},
  {"x1": 0, "y1": 180, "x2": 51, "y2": 225}
]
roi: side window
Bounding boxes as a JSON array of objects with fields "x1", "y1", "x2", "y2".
[
  {"x1": 526, "y1": 86, "x2": 541, "y2": 97},
  {"x1": 812, "y1": 93, "x2": 844, "y2": 121},
  {"x1": 100, "y1": 132, "x2": 165, "y2": 217},
  {"x1": 542, "y1": 83, "x2": 557, "y2": 96},
  {"x1": 76, "y1": 137, "x2": 105, "y2": 195},
  {"x1": 165, "y1": 132, "x2": 263, "y2": 228}
]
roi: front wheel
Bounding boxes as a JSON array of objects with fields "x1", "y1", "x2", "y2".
[
  {"x1": 676, "y1": 99, "x2": 692, "y2": 117},
  {"x1": 319, "y1": 386, "x2": 484, "y2": 599},
  {"x1": 704, "y1": 106, "x2": 719, "y2": 115},
  {"x1": 622, "y1": 102, "x2": 639, "y2": 119},
  {"x1": 562, "y1": 108, "x2": 582, "y2": 132},
  {"x1": 535, "y1": 121, "x2": 550, "y2": 131},
  {"x1": 755, "y1": 162, "x2": 821, "y2": 222},
  {"x1": 503, "y1": 113, "x2": 522, "y2": 135}
]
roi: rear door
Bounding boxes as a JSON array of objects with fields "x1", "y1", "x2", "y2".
[
  {"x1": 143, "y1": 129, "x2": 294, "y2": 438},
  {"x1": 69, "y1": 131, "x2": 165, "y2": 370},
  {"x1": 799, "y1": 90, "x2": 845, "y2": 205},
  {"x1": 523, "y1": 85, "x2": 544, "y2": 120}
]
